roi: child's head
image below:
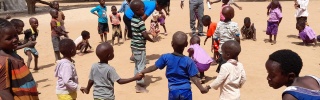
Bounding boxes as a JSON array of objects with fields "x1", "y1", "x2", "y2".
[
  {"x1": 244, "y1": 17, "x2": 251, "y2": 28},
  {"x1": 221, "y1": 40, "x2": 241, "y2": 60},
  {"x1": 265, "y1": 49, "x2": 302, "y2": 89},
  {"x1": 270, "y1": 0, "x2": 279, "y2": 9},
  {"x1": 52, "y1": 1, "x2": 59, "y2": 10},
  {"x1": 111, "y1": 6, "x2": 117, "y2": 15},
  {"x1": 202, "y1": 15, "x2": 211, "y2": 27},
  {"x1": 296, "y1": 20, "x2": 306, "y2": 31},
  {"x1": 99, "y1": 0, "x2": 105, "y2": 6},
  {"x1": 171, "y1": 31, "x2": 188, "y2": 52},
  {"x1": 59, "y1": 39, "x2": 77, "y2": 58},
  {"x1": 222, "y1": 6, "x2": 234, "y2": 21},
  {"x1": 81, "y1": 30, "x2": 90, "y2": 40},
  {"x1": 29, "y1": 17, "x2": 39, "y2": 30},
  {"x1": 130, "y1": 0, "x2": 145, "y2": 16},
  {"x1": 155, "y1": 0, "x2": 168, "y2": 11},
  {"x1": 0, "y1": 18, "x2": 19, "y2": 50},
  {"x1": 50, "y1": 9, "x2": 59, "y2": 19},
  {"x1": 96, "y1": 42, "x2": 114, "y2": 62},
  {"x1": 10, "y1": 19, "x2": 24, "y2": 35},
  {"x1": 190, "y1": 36, "x2": 200, "y2": 45},
  {"x1": 222, "y1": 0, "x2": 229, "y2": 4}
]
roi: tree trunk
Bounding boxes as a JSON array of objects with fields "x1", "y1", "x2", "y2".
[{"x1": 26, "y1": 0, "x2": 36, "y2": 14}]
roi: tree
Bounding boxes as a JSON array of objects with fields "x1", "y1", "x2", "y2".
[{"x1": 26, "y1": 0, "x2": 52, "y2": 14}]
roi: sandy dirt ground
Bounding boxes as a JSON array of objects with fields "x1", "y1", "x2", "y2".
[{"x1": 8, "y1": 0, "x2": 320, "y2": 99}]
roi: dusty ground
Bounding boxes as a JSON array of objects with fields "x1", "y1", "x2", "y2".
[{"x1": 8, "y1": 0, "x2": 320, "y2": 99}]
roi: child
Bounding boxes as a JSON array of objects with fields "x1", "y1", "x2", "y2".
[
  {"x1": 54, "y1": 39, "x2": 78, "y2": 100},
  {"x1": 265, "y1": 49, "x2": 320, "y2": 99},
  {"x1": 10, "y1": 19, "x2": 37, "y2": 51},
  {"x1": 74, "y1": 30, "x2": 92, "y2": 56},
  {"x1": 202, "y1": 15, "x2": 218, "y2": 65},
  {"x1": 158, "y1": 10, "x2": 168, "y2": 35},
  {"x1": 266, "y1": 0, "x2": 282, "y2": 45},
  {"x1": 50, "y1": 9, "x2": 65, "y2": 62},
  {"x1": 52, "y1": 1, "x2": 69, "y2": 38},
  {"x1": 140, "y1": 31, "x2": 209, "y2": 99},
  {"x1": 294, "y1": 0, "x2": 309, "y2": 25},
  {"x1": 188, "y1": 36, "x2": 213, "y2": 83},
  {"x1": 150, "y1": 10, "x2": 160, "y2": 38},
  {"x1": 212, "y1": 6, "x2": 240, "y2": 73},
  {"x1": 206, "y1": 40, "x2": 246, "y2": 100},
  {"x1": 208, "y1": 0, "x2": 242, "y2": 21},
  {"x1": 241, "y1": 17, "x2": 256, "y2": 41},
  {"x1": 110, "y1": 6, "x2": 122, "y2": 45},
  {"x1": 91, "y1": 0, "x2": 109, "y2": 43},
  {"x1": 0, "y1": 18, "x2": 39, "y2": 100},
  {"x1": 267, "y1": 0, "x2": 282, "y2": 16},
  {"x1": 118, "y1": 0, "x2": 132, "y2": 40},
  {"x1": 130, "y1": 0, "x2": 156, "y2": 93},
  {"x1": 296, "y1": 20, "x2": 317, "y2": 46},
  {"x1": 80, "y1": 42, "x2": 143, "y2": 100},
  {"x1": 24, "y1": 17, "x2": 39, "y2": 70}
]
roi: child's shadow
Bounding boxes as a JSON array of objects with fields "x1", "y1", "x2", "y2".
[
  {"x1": 32, "y1": 63, "x2": 55, "y2": 73},
  {"x1": 291, "y1": 41, "x2": 320, "y2": 47},
  {"x1": 154, "y1": 36, "x2": 164, "y2": 42},
  {"x1": 287, "y1": 35, "x2": 299, "y2": 39},
  {"x1": 144, "y1": 75, "x2": 162, "y2": 87},
  {"x1": 263, "y1": 39, "x2": 271, "y2": 43}
]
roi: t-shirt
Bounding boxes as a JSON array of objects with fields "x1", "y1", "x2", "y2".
[
  {"x1": 213, "y1": 21, "x2": 240, "y2": 54},
  {"x1": 155, "y1": 53, "x2": 199, "y2": 90},
  {"x1": 24, "y1": 28, "x2": 38, "y2": 48},
  {"x1": 90, "y1": 5, "x2": 108, "y2": 23},
  {"x1": 54, "y1": 59, "x2": 79, "y2": 94},
  {"x1": 188, "y1": 44, "x2": 213, "y2": 64},
  {"x1": 118, "y1": 0, "x2": 130, "y2": 13},
  {"x1": 299, "y1": 26, "x2": 316, "y2": 41},
  {"x1": 51, "y1": 18, "x2": 62, "y2": 37},
  {"x1": 295, "y1": 0, "x2": 309, "y2": 17},
  {"x1": 131, "y1": 16, "x2": 147, "y2": 50},
  {"x1": 109, "y1": 13, "x2": 121, "y2": 25},
  {"x1": 207, "y1": 22, "x2": 217, "y2": 37},
  {"x1": 89, "y1": 63, "x2": 120, "y2": 100},
  {"x1": 283, "y1": 75, "x2": 320, "y2": 100},
  {"x1": 74, "y1": 36, "x2": 83, "y2": 46},
  {"x1": 268, "y1": 8, "x2": 282, "y2": 22},
  {"x1": 124, "y1": 1, "x2": 156, "y2": 20}
]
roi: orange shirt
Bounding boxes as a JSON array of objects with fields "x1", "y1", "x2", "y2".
[{"x1": 207, "y1": 22, "x2": 217, "y2": 37}]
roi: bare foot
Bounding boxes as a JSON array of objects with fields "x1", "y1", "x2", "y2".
[
  {"x1": 135, "y1": 85, "x2": 149, "y2": 93},
  {"x1": 271, "y1": 41, "x2": 277, "y2": 45}
]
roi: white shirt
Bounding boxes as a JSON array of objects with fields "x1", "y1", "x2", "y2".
[
  {"x1": 74, "y1": 36, "x2": 83, "y2": 46},
  {"x1": 209, "y1": 59, "x2": 246, "y2": 100},
  {"x1": 295, "y1": 0, "x2": 309, "y2": 17}
]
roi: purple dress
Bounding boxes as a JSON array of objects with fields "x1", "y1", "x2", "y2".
[
  {"x1": 299, "y1": 26, "x2": 317, "y2": 43},
  {"x1": 188, "y1": 44, "x2": 213, "y2": 72},
  {"x1": 266, "y1": 8, "x2": 282, "y2": 35}
]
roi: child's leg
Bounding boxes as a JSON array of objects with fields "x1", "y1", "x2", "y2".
[
  {"x1": 269, "y1": 35, "x2": 272, "y2": 42},
  {"x1": 200, "y1": 72, "x2": 204, "y2": 79},
  {"x1": 273, "y1": 35, "x2": 277, "y2": 44},
  {"x1": 34, "y1": 55, "x2": 38, "y2": 70},
  {"x1": 104, "y1": 23, "x2": 109, "y2": 42},
  {"x1": 26, "y1": 51, "x2": 33, "y2": 68},
  {"x1": 54, "y1": 51, "x2": 61, "y2": 61},
  {"x1": 104, "y1": 32, "x2": 108, "y2": 42},
  {"x1": 99, "y1": 34, "x2": 104, "y2": 42},
  {"x1": 132, "y1": 49, "x2": 148, "y2": 92},
  {"x1": 124, "y1": 27, "x2": 128, "y2": 40}
]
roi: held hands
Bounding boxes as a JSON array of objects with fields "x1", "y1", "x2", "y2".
[
  {"x1": 200, "y1": 85, "x2": 210, "y2": 94},
  {"x1": 80, "y1": 87, "x2": 89, "y2": 94},
  {"x1": 134, "y1": 73, "x2": 145, "y2": 80}
]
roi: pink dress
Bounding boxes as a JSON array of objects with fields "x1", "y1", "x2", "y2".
[{"x1": 188, "y1": 44, "x2": 213, "y2": 72}]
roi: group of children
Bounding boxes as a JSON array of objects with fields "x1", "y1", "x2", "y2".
[{"x1": 1, "y1": 0, "x2": 320, "y2": 100}]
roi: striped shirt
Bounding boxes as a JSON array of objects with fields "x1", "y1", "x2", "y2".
[{"x1": 131, "y1": 16, "x2": 147, "y2": 50}]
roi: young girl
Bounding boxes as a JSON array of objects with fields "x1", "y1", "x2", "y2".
[
  {"x1": 158, "y1": 10, "x2": 168, "y2": 35},
  {"x1": 265, "y1": 49, "x2": 320, "y2": 99},
  {"x1": 266, "y1": 0, "x2": 282, "y2": 45},
  {"x1": 110, "y1": 6, "x2": 122, "y2": 46},
  {"x1": 54, "y1": 39, "x2": 79, "y2": 100},
  {"x1": 150, "y1": 10, "x2": 160, "y2": 39},
  {"x1": 188, "y1": 36, "x2": 213, "y2": 83},
  {"x1": 296, "y1": 20, "x2": 317, "y2": 46}
]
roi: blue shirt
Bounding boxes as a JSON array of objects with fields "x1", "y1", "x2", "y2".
[
  {"x1": 90, "y1": 5, "x2": 108, "y2": 23},
  {"x1": 118, "y1": 0, "x2": 130, "y2": 13},
  {"x1": 124, "y1": 1, "x2": 156, "y2": 20},
  {"x1": 155, "y1": 53, "x2": 199, "y2": 90}
]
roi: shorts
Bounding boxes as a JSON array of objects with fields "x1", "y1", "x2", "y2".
[
  {"x1": 112, "y1": 25, "x2": 122, "y2": 40},
  {"x1": 98, "y1": 22, "x2": 109, "y2": 34},
  {"x1": 52, "y1": 36, "x2": 61, "y2": 52},
  {"x1": 57, "y1": 92, "x2": 77, "y2": 100},
  {"x1": 195, "y1": 62, "x2": 210, "y2": 72},
  {"x1": 76, "y1": 42, "x2": 88, "y2": 50},
  {"x1": 158, "y1": 17, "x2": 165, "y2": 25},
  {"x1": 266, "y1": 21, "x2": 279, "y2": 35},
  {"x1": 24, "y1": 47, "x2": 39, "y2": 56},
  {"x1": 169, "y1": 89, "x2": 192, "y2": 100}
]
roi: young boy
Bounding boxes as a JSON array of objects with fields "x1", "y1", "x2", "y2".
[
  {"x1": 213, "y1": 6, "x2": 240, "y2": 73},
  {"x1": 265, "y1": 49, "x2": 320, "y2": 99},
  {"x1": 110, "y1": 6, "x2": 122, "y2": 45},
  {"x1": 91, "y1": 0, "x2": 109, "y2": 43},
  {"x1": 140, "y1": 31, "x2": 209, "y2": 99},
  {"x1": 54, "y1": 39, "x2": 78, "y2": 100},
  {"x1": 241, "y1": 17, "x2": 256, "y2": 41},
  {"x1": 24, "y1": 17, "x2": 39, "y2": 70},
  {"x1": 206, "y1": 40, "x2": 246, "y2": 100},
  {"x1": 130, "y1": 0, "x2": 156, "y2": 93},
  {"x1": 10, "y1": 19, "x2": 37, "y2": 50},
  {"x1": 50, "y1": 9, "x2": 66, "y2": 62},
  {"x1": 202, "y1": 15, "x2": 218, "y2": 65},
  {"x1": 74, "y1": 30, "x2": 92, "y2": 56},
  {"x1": 80, "y1": 42, "x2": 143, "y2": 100},
  {"x1": 296, "y1": 20, "x2": 317, "y2": 46},
  {"x1": 51, "y1": 1, "x2": 69, "y2": 38},
  {"x1": 0, "y1": 18, "x2": 39, "y2": 100}
]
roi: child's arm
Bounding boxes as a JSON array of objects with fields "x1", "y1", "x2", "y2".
[
  {"x1": 239, "y1": 68, "x2": 246, "y2": 88},
  {"x1": 190, "y1": 76, "x2": 209, "y2": 94},
  {"x1": 51, "y1": 21, "x2": 63, "y2": 35},
  {"x1": 90, "y1": 7, "x2": 99, "y2": 17},
  {"x1": 118, "y1": 2, "x2": 126, "y2": 13},
  {"x1": 187, "y1": 48, "x2": 194, "y2": 57},
  {"x1": 80, "y1": 80, "x2": 94, "y2": 94},
  {"x1": 313, "y1": 39, "x2": 318, "y2": 47},
  {"x1": 208, "y1": 64, "x2": 229, "y2": 90},
  {"x1": 208, "y1": 0, "x2": 221, "y2": 4},
  {"x1": 61, "y1": 64, "x2": 79, "y2": 91},
  {"x1": 278, "y1": 18, "x2": 282, "y2": 25},
  {"x1": 204, "y1": 36, "x2": 210, "y2": 45},
  {"x1": 118, "y1": 14, "x2": 122, "y2": 22},
  {"x1": 297, "y1": 0, "x2": 308, "y2": 11},
  {"x1": 230, "y1": 2, "x2": 242, "y2": 10},
  {"x1": 61, "y1": 12, "x2": 65, "y2": 20},
  {"x1": 140, "y1": 65, "x2": 158, "y2": 74},
  {"x1": 117, "y1": 74, "x2": 144, "y2": 84},
  {"x1": 109, "y1": 15, "x2": 113, "y2": 24}
]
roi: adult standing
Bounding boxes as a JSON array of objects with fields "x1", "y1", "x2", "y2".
[
  {"x1": 181, "y1": 0, "x2": 205, "y2": 36},
  {"x1": 123, "y1": 0, "x2": 168, "y2": 39},
  {"x1": 294, "y1": 0, "x2": 308, "y2": 25}
]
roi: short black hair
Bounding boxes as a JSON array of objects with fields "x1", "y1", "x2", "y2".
[
  {"x1": 202, "y1": 15, "x2": 211, "y2": 22},
  {"x1": 268, "y1": 49, "x2": 303, "y2": 76},
  {"x1": 50, "y1": 9, "x2": 58, "y2": 16},
  {"x1": 81, "y1": 30, "x2": 90, "y2": 37},
  {"x1": 130, "y1": 0, "x2": 144, "y2": 11},
  {"x1": 156, "y1": 0, "x2": 168, "y2": 7},
  {"x1": 172, "y1": 31, "x2": 188, "y2": 48},
  {"x1": 222, "y1": 40, "x2": 241, "y2": 59},
  {"x1": 296, "y1": 20, "x2": 306, "y2": 30},
  {"x1": 59, "y1": 39, "x2": 76, "y2": 57},
  {"x1": 0, "y1": 18, "x2": 14, "y2": 37},
  {"x1": 244, "y1": 17, "x2": 251, "y2": 23},
  {"x1": 111, "y1": 5, "x2": 116, "y2": 9},
  {"x1": 10, "y1": 19, "x2": 24, "y2": 27}
]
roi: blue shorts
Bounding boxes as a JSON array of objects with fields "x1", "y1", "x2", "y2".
[
  {"x1": 24, "y1": 47, "x2": 39, "y2": 56},
  {"x1": 169, "y1": 89, "x2": 192, "y2": 100}
]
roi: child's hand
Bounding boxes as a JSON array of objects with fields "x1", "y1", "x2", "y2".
[
  {"x1": 206, "y1": 85, "x2": 211, "y2": 90},
  {"x1": 200, "y1": 87, "x2": 209, "y2": 94},
  {"x1": 238, "y1": 7, "x2": 243, "y2": 10},
  {"x1": 134, "y1": 73, "x2": 144, "y2": 80},
  {"x1": 80, "y1": 87, "x2": 89, "y2": 94}
]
